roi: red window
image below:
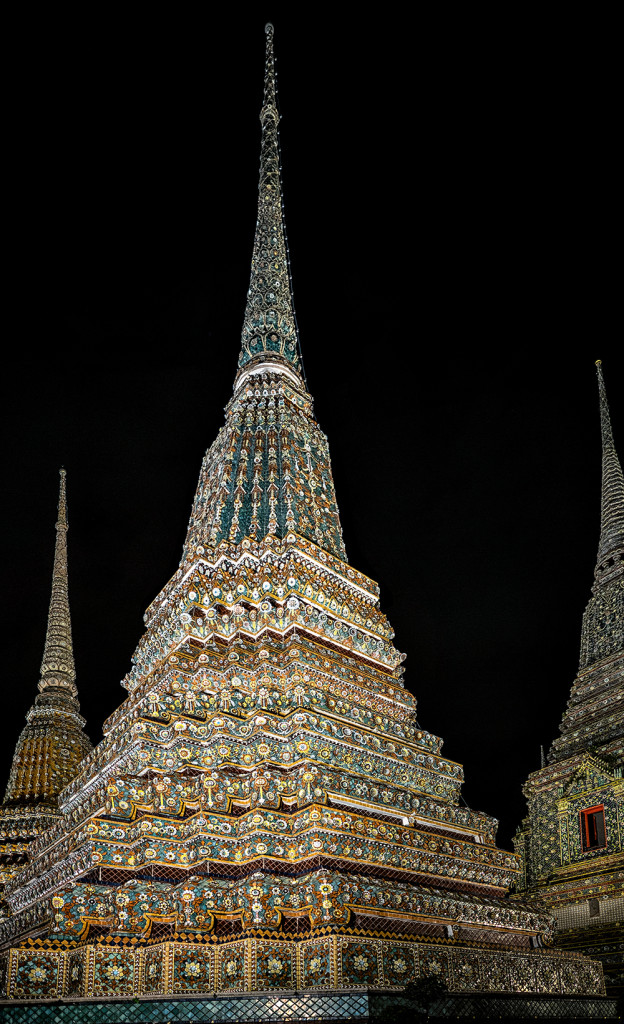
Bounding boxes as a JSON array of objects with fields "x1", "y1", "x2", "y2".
[{"x1": 580, "y1": 806, "x2": 606, "y2": 851}]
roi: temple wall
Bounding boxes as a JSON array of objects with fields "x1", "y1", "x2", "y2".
[{"x1": 555, "y1": 895, "x2": 624, "y2": 930}]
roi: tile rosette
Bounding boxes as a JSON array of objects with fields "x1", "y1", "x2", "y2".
[
  {"x1": 171, "y1": 942, "x2": 213, "y2": 994},
  {"x1": 218, "y1": 941, "x2": 246, "y2": 992},
  {"x1": 380, "y1": 942, "x2": 417, "y2": 986},
  {"x1": 418, "y1": 946, "x2": 451, "y2": 987},
  {"x1": 92, "y1": 946, "x2": 135, "y2": 998},
  {"x1": 339, "y1": 939, "x2": 380, "y2": 988},
  {"x1": 8, "y1": 950, "x2": 62, "y2": 1000},
  {"x1": 300, "y1": 937, "x2": 333, "y2": 988},
  {"x1": 254, "y1": 940, "x2": 295, "y2": 990}
]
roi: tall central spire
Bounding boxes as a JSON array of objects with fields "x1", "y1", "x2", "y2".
[
  {"x1": 236, "y1": 22, "x2": 302, "y2": 386},
  {"x1": 179, "y1": 26, "x2": 345, "y2": 564}
]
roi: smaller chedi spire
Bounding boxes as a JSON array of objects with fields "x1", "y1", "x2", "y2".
[
  {"x1": 594, "y1": 360, "x2": 624, "y2": 584},
  {"x1": 38, "y1": 468, "x2": 77, "y2": 696},
  {"x1": 548, "y1": 363, "x2": 624, "y2": 762},
  {"x1": 3, "y1": 470, "x2": 91, "y2": 807},
  {"x1": 235, "y1": 22, "x2": 303, "y2": 388}
]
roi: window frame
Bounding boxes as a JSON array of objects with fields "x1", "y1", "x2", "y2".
[{"x1": 579, "y1": 805, "x2": 607, "y2": 852}]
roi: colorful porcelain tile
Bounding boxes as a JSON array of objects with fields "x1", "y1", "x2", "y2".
[
  {"x1": 254, "y1": 941, "x2": 294, "y2": 991},
  {"x1": 218, "y1": 942, "x2": 246, "y2": 993}
]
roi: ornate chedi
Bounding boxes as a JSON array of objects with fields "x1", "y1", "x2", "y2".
[
  {"x1": 514, "y1": 361, "x2": 624, "y2": 994},
  {"x1": 0, "y1": 470, "x2": 92, "y2": 896},
  {"x1": 0, "y1": 25, "x2": 606, "y2": 1017}
]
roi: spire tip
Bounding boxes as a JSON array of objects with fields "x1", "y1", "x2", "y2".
[
  {"x1": 593, "y1": 357, "x2": 624, "y2": 579},
  {"x1": 236, "y1": 20, "x2": 304, "y2": 385},
  {"x1": 39, "y1": 466, "x2": 76, "y2": 695}
]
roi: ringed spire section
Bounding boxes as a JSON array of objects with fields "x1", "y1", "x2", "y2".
[
  {"x1": 39, "y1": 468, "x2": 77, "y2": 697},
  {"x1": 178, "y1": 25, "x2": 346, "y2": 563},
  {"x1": 235, "y1": 21, "x2": 303, "y2": 388},
  {"x1": 595, "y1": 360, "x2": 624, "y2": 584},
  {"x1": 1, "y1": 470, "x2": 91, "y2": 891},
  {"x1": 548, "y1": 361, "x2": 624, "y2": 761}
]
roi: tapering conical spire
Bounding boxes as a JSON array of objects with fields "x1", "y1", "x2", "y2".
[
  {"x1": 595, "y1": 360, "x2": 624, "y2": 581},
  {"x1": 39, "y1": 468, "x2": 77, "y2": 696},
  {"x1": 236, "y1": 22, "x2": 303, "y2": 386},
  {"x1": 548, "y1": 363, "x2": 624, "y2": 762},
  {"x1": 3, "y1": 469, "x2": 91, "y2": 808},
  {"x1": 517, "y1": 366, "x2": 623, "y2": 959},
  {"x1": 177, "y1": 26, "x2": 346, "y2": 564}
]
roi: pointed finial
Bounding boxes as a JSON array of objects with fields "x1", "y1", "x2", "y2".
[
  {"x1": 57, "y1": 466, "x2": 68, "y2": 528},
  {"x1": 39, "y1": 469, "x2": 77, "y2": 695},
  {"x1": 596, "y1": 360, "x2": 614, "y2": 448},
  {"x1": 540, "y1": 745, "x2": 545, "y2": 768},
  {"x1": 261, "y1": 23, "x2": 278, "y2": 125},
  {"x1": 594, "y1": 361, "x2": 624, "y2": 578},
  {"x1": 235, "y1": 23, "x2": 304, "y2": 388}
]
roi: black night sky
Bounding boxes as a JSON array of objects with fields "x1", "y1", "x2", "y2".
[{"x1": 2, "y1": 13, "x2": 620, "y2": 850}]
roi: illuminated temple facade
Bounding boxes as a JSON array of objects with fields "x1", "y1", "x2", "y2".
[
  {"x1": 514, "y1": 362, "x2": 624, "y2": 994},
  {"x1": 0, "y1": 24, "x2": 608, "y2": 1016}
]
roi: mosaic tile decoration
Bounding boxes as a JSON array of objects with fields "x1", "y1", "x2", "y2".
[
  {"x1": 0, "y1": 24, "x2": 615, "y2": 1012},
  {"x1": 0, "y1": 938, "x2": 606, "y2": 1001},
  {"x1": 512, "y1": 361, "x2": 623, "y2": 996}
]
